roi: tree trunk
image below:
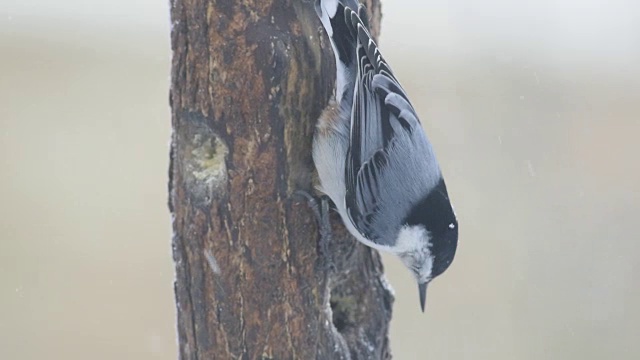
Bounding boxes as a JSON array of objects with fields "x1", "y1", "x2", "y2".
[{"x1": 168, "y1": 0, "x2": 392, "y2": 359}]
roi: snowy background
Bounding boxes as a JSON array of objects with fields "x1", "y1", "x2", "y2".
[{"x1": 2, "y1": 0, "x2": 639, "y2": 359}]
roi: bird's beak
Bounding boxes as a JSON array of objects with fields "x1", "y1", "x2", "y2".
[{"x1": 418, "y1": 282, "x2": 428, "y2": 312}]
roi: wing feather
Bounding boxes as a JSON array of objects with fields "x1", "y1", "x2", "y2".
[{"x1": 343, "y1": 6, "x2": 423, "y2": 242}]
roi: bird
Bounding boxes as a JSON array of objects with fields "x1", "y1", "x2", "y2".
[{"x1": 311, "y1": 0, "x2": 458, "y2": 312}]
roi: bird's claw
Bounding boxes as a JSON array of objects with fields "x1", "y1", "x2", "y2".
[{"x1": 294, "y1": 190, "x2": 336, "y2": 273}]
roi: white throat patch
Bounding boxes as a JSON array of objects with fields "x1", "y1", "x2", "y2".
[
  {"x1": 395, "y1": 225, "x2": 431, "y2": 254},
  {"x1": 396, "y1": 225, "x2": 434, "y2": 282}
]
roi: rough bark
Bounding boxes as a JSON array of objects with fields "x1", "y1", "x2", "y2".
[{"x1": 168, "y1": 0, "x2": 392, "y2": 359}]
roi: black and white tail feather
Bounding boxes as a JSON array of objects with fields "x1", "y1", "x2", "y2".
[{"x1": 313, "y1": 0, "x2": 458, "y2": 312}]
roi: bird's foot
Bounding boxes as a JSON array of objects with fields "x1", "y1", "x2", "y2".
[{"x1": 294, "y1": 190, "x2": 336, "y2": 273}]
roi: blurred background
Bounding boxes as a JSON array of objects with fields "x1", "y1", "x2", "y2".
[{"x1": 1, "y1": 0, "x2": 639, "y2": 359}]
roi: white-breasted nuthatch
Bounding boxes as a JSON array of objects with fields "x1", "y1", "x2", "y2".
[{"x1": 312, "y1": 0, "x2": 458, "y2": 311}]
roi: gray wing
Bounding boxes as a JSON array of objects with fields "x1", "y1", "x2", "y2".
[{"x1": 344, "y1": 10, "x2": 426, "y2": 243}]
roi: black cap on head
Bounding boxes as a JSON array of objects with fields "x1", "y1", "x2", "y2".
[{"x1": 405, "y1": 178, "x2": 459, "y2": 279}]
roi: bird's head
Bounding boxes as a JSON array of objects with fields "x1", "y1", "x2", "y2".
[{"x1": 396, "y1": 178, "x2": 458, "y2": 312}]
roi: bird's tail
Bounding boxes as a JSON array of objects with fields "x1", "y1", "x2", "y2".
[{"x1": 315, "y1": 0, "x2": 370, "y2": 104}]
